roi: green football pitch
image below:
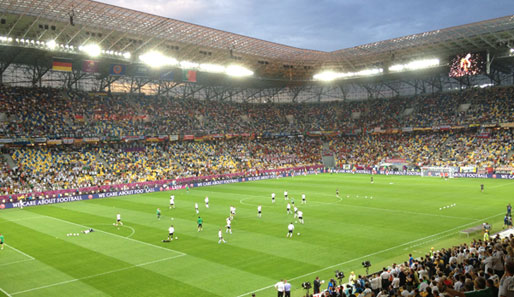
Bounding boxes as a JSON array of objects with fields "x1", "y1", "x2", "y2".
[{"x1": 1, "y1": 174, "x2": 513, "y2": 297}]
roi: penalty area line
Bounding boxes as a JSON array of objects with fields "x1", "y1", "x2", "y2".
[
  {"x1": 0, "y1": 287, "x2": 13, "y2": 297},
  {"x1": 5, "y1": 244, "x2": 35, "y2": 260},
  {"x1": 40, "y1": 214, "x2": 186, "y2": 256},
  {"x1": 234, "y1": 211, "x2": 504, "y2": 297},
  {"x1": 10, "y1": 254, "x2": 185, "y2": 296}
]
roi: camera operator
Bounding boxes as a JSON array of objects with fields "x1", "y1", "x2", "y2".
[{"x1": 313, "y1": 276, "x2": 322, "y2": 294}]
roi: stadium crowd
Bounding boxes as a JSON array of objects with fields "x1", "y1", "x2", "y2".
[
  {"x1": 1, "y1": 85, "x2": 513, "y2": 137},
  {"x1": 0, "y1": 84, "x2": 513, "y2": 198},
  {"x1": 311, "y1": 234, "x2": 514, "y2": 297}
]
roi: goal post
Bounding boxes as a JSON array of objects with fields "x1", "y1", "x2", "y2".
[{"x1": 421, "y1": 166, "x2": 458, "y2": 178}]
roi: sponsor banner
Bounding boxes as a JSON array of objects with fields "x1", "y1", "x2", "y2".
[
  {"x1": 500, "y1": 122, "x2": 514, "y2": 128},
  {"x1": 13, "y1": 138, "x2": 31, "y2": 145},
  {"x1": 459, "y1": 166, "x2": 476, "y2": 173},
  {"x1": 481, "y1": 123, "x2": 497, "y2": 128},
  {"x1": 62, "y1": 138, "x2": 74, "y2": 144},
  {"x1": 384, "y1": 159, "x2": 407, "y2": 164},
  {"x1": 122, "y1": 136, "x2": 145, "y2": 142},
  {"x1": 468, "y1": 124, "x2": 480, "y2": 128},
  {"x1": 170, "y1": 135, "x2": 179, "y2": 141},
  {"x1": 47, "y1": 139, "x2": 62, "y2": 145},
  {"x1": 451, "y1": 125, "x2": 466, "y2": 130},
  {"x1": 0, "y1": 138, "x2": 13, "y2": 144},
  {"x1": 33, "y1": 137, "x2": 47, "y2": 143},
  {"x1": 2, "y1": 165, "x2": 323, "y2": 209},
  {"x1": 414, "y1": 127, "x2": 431, "y2": 131},
  {"x1": 182, "y1": 135, "x2": 194, "y2": 140},
  {"x1": 402, "y1": 127, "x2": 413, "y2": 132},
  {"x1": 84, "y1": 137, "x2": 100, "y2": 143}
]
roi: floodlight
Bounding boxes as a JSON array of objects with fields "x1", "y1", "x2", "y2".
[
  {"x1": 313, "y1": 71, "x2": 338, "y2": 81},
  {"x1": 180, "y1": 61, "x2": 199, "y2": 69},
  {"x1": 389, "y1": 58, "x2": 439, "y2": 72},
  {"x1": 225, "y1": 65, "x2": 253, "y2": 77},
  {"x1": 139, "y1": 51, "x2": 178, "y2": 68},
  {"x1": 7, "y1": 37, "x2": 12, "y2": 42},
  {"x1": 46, "y1": 40, "x2": 57, "y2": 50},
  {"x1": 20, "y1": 39, "x2": 25, "y2": 43},
  {"x1": 80, "y1": 43, "x2": 101, "y2": 57},
  {"x1": 199, "y1": 63, "x2": 225, "y2": 73},
  {"x1": 123, "y1": 52, "x2": 131, "y2": 59}
]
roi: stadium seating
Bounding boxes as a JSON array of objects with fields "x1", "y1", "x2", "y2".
[{"x1": 0, "y1": 84, "x2": 513, "y2": 198}]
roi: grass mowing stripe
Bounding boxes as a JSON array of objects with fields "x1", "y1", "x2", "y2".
[
  {"x1": 0, "y1": 259, "x2": 34, "y2": 268},
  {"x1": 36, "y1": 213, "x2": 186, "y2": 256},
  {"x1": 10, "y1": 254, "x2": 185, "y2": 296},
  {"x1": 234, "y1": 211, "x2": 504, "y2": 297},
  {"x1": 4, "y1": 244, "x2": 35, "y2": 260}
]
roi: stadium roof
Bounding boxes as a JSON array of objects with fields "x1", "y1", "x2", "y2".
[{"x1": 0, "y1": 0, "x2": 514, "y2": 80}]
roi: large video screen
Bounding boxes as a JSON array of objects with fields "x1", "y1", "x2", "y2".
[{"x1": 449, "y1": 52, "x2": 486, "y2": 77}]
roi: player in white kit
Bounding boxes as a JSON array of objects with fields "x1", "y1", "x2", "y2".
[
  {"x1": 195, "y1": 202, "x2": 199, "y2": 214},
  {"x1": 226, "y1": 217, "x2": 232, "y2": 234},
  {"x1": 218, "y1": 228, "x2": 226, "y2": 244},
  {"x1": 298, "y1": 210, "x2": 304, "y2": 224},
  {"x1": 271, "y1": 192, "x2": 275, "y2": 203},
  {"x1": 302, "y1": 193, "x2": 306, "y2": 204},
  {"x1": 204, "y1": 196, "x2": 209, "y2": 208},
  {"x1": 284, "y1": 190, "x2": 288, "y2": 200},
  {"x1": 257, "y1": 205, "x2": 262, "y2": 218},
  {"x1": 114, "y1": 213, "x2": 123, "y2": 228},
  {"x1": 169, "y1": 195, "x2": 175, "y2": 209},
  {"x1": 287, "y1": 223, "x2": 294, "y2": 237},
  {"x1": 286, "y1": 203, "x2": 291, "y2": 214}
]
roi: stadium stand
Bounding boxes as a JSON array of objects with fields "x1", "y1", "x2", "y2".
[
  {"x1": 310, "y1": 234, "x2": 514, "y2": 297},
  {"x1": 0, "y1": 84, "x2": 513, "y2": 202}
]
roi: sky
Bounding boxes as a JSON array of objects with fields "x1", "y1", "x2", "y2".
[{"x1": 99, "y1": 0, "x2": 514, "y2": 52}]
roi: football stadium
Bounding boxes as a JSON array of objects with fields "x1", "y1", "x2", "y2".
[{"x1": 0, "y1": 1, "x2": 514, "y2": 296}]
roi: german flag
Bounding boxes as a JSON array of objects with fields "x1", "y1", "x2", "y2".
[{"x1": 52, "y1": 58, "x2": 72, "y2": 72}]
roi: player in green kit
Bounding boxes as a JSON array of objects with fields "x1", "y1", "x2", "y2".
[
  {"x1": 156, "y1": 208, "x2": 161, "y2": 220},
  {"x1": 0, "y1": 233, "x2": 4, "y2": 250},
  {"x1": 197, "y1": 216, "x2": 203, "y2": 232}
]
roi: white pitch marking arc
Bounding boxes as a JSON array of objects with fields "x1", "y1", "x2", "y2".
[{"x1": 89, "y1": 224, "x2": 135, "y2": 238}]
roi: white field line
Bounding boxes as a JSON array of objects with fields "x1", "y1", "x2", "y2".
[
  {"x1": 44, "y1": 215, "x2": 186, "y2": 256},
  {"x1": 234, "y1": 211, "x2": 504, "y2": 297},
  {"x1": 5, "y1": 244, "x2": 35, "y2": 260},
  {"x1": 0, "y1": 287, "x2": 13, "y2": 297},
  {"x1": 125, "y1": 226, "x2": 135, "y2": 238},
  {"x1": 0, "y1": 259, "x2": 34, "y2": 268},
  {"x1": 10, "y1": 254, "x2": 185, "y2": 296}
]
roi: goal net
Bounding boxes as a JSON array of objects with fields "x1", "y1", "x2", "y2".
[{"x1": 421, "y1": 166, "x2": 458, "y2": 178}]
